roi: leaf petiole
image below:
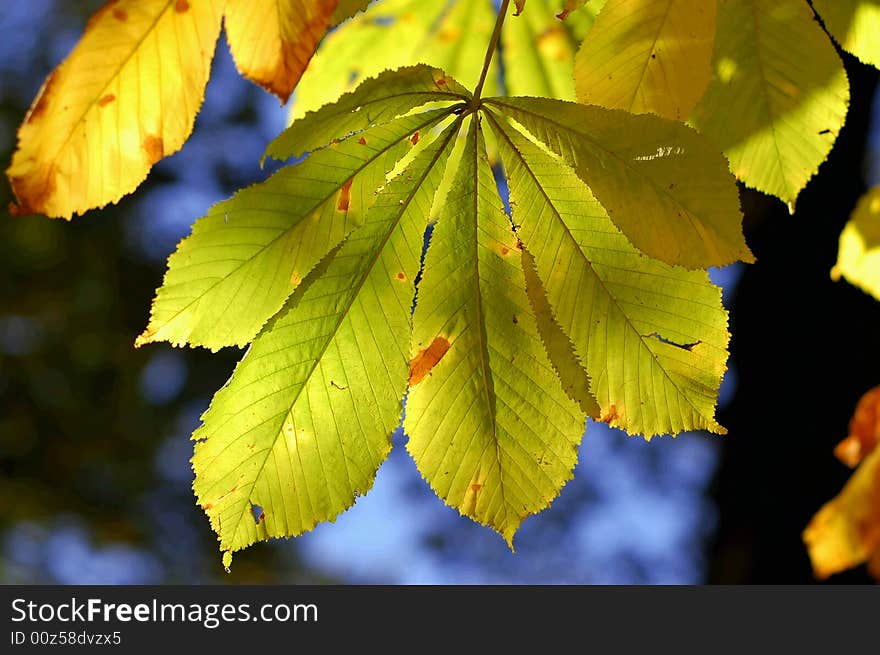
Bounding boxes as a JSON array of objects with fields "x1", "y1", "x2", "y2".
[{"x1": 473, "y1": 0, "x2": 512, "y2": 106}]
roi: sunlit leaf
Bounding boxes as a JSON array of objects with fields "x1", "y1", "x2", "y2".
[
  {"x1": 522, "y1": 249, "x2": 601, "y2": 418},
  {"x1": 290, "y1": 0, "x2": 497, "y2": 120},
  {"x1": 574, "y1": 0, "x2": 717, "y2": 120},
  {"x1": 224, "y1": 0, "x2": 370, "y2": 103},
  {"x1": 690, "y1": 0, "x2": 850, "y2": 207},
  {"x1": 138, "y1": 109, "x2": 452, "y2": 351},
  {"x1": 193, "y1": 117, "x2": 461, "y2": 562},
  {"x1": 804, "y1": 385, "x2": 880, "y2": 580},
  {"x1": 266, "y1": 65, "x2": 470, "y2": 162},
  {"x1": 487, "y1": 96, "x2": 753, "y2": 269},
  {"x1": 488, "y1": 110, "x2": 729, "y2": 436},
  {"x1": 813, "y1": 0, "x2": 880, "y2": 69},
  {"x1": 6, "y1": 0, "x2": 224, "y2": 219},
  {"x1": 404, "y1": 117, "x2": 586, "y2": 546},
  {"x1": 503, "y1": 0, "x2": 583, "y2": 99},
  {"x1": 831, "y1": 186, "x2": 880, "y2": 302}
]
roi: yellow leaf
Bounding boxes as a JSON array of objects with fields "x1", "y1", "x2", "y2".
[
  {"x1": 804, "y1": 386, "x2": 880, "y2": 580},
  {"x1": 831, "y1": 186, "x2": 880, "y2": 302},
  {"x1": 834, "y1": 386, "x2": 880, "y2": 468},
  {"x1": 225, "y1": 0, "x2": 368, "y2": 104},
  {"x1": 813, "y1": 0, "x2": 880, "y2": 69},
  {"x1": 575, "y1": 0, "x2": 717, "y2": 120},
  {"x1": 6, "y1": 0, "x2": 224, "y2": 219},
  {"x1": 689, "y1": 0, "x2": 850, "y2": 205}
]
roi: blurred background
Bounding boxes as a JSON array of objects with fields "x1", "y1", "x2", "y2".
[{"x1": 1, "y1": 1, "x2": 878, "y2": 585}]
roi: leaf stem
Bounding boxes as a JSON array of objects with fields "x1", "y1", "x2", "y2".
[{"x1": 473, "y1": 0, "x2": 511, "y2": 104}]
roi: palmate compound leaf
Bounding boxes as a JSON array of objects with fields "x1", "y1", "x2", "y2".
[
  {"x1": 689, "y1": 0, "x2": 850, "y2": 208},
  {"x1": 138, "y1": 66, "x2": 466, "y2": 351},
  {"x1": 224, "y1": 0, "x2": 372, "y2": 103},
  {"x1": 574, "y1": 0, "x2": 717, "y2": 121},
  {"x1": 486, "y1": 110, "x2": 729, "y2": 436},
  {"x1": 186, "y1": 66, "x2": 746, "y2": 559},
  {"x1": 486, "y1": 96, "x2": 753, "y2": 270},
  {"x1": 193, "y1": 116, "x2": 463, "y2": 565},
  {"x1": 6, "y1": 0, "x2": 224, "y2": 219},
  {"x1": 813, "y1": 0, "x2": 880, "y2": 70},
  {"x1": 404, "y1": 117, "x2": 586, "y2": 546},
  {"x1": 831, "y1": 186, "x2": 880, "y2": 302}
]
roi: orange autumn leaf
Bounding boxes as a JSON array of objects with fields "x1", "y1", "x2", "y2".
[
  {"x1": 835, "y1": 385, "x2": 880, "y2": 468},
  {"x1": 804, "y1": 385, "x2": 880, "y2": 580},
  {"x1": 6, "y1": 0, "x2": 224, "y2": 219},
  {"x1": 225, "y1": 0, "x2": 369, "y2": 104}
]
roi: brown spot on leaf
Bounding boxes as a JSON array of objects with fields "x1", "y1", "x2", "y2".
[
  {"x1": 396, "y1": 271, "x2": 407, "y2": 281},
  {"x1": 358, "y1": 136, "x2": 367, "y2": 145},
  {"x1": 409, "y1": 336, "x2": 451, "y2": 385},
  {"x1": 600, "y1": 405, "x2": 618, "y2": 425},
  {"x1": 471, "y1": 483, "x2": 483, "y2": 493},
  {"x1": 290, "y1": 270, "x2": 301, "y2": 286},
  {"x1": 98, "y1": 94, "x2": 116, "y2": 107},
  {"x1": 410, "y1": 131, "x2": 420, "y2": 145},
  {"x1": 435, "y1": 77, "x2": 447, "y2": 87},
  {"x1": 25, "y1": 71, "x2": 57, "y2": 124},
  {"x1": 337, "y1": 178, "x2": 353, "y2": 212},
  {"x1": 512, "y1": 315, "x2": 518, "y2": 324},
  {"x1": 175, "y1": 0, "x2": 190, "y2": 12},
  {"x1": 515, "y1": 240, "x2": 524, "y2": 251},
  {"x1": 201, "y1": 503, "x2": 213, "y2": 510},
  {"x1": 142, "y1": 135, "x2": 164, "y2": 164},
  {"x1": 113, "y1": 8, "x2": 128, "y2": 21}
]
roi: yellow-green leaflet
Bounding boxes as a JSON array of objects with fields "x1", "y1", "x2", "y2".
[
  {"x1": 813, "y1": 0, "x2": 880, "y2": 69},
  {"x1": 574, "y1": 0, "x2": 717, "y2": 120},
  {"x1": 404, "y1": 117, "x2": 586, "y2": 547},
  {"x1": 138, "y1": 107, "x2": 454, "y2": 351},
  {"x1": 290, "y1": 0, "x2": 497, "y2": 120},
  {"x1": 266, "y1": 65, "x2": 470, "y2": 162},
  {"x1": 502, "y1": 0, "x2": 583, "y2": 100},
  {"x1": 193, "y1": 117, "x2": 461, "y2": 564},
  {"x1": 289, "y1": 0, "x2": 593, "y2": 121},
  {"x1": 487, "y1": 96, "x2": 752, "y2": 269},
  {"x1": 487, "y1": 110, "x2": 729, "y2": 436},
  {"x1": 521, "y1": 248, "x2": 601, "y2": 419},
  {"x1": 690, "y1": 0, "x2": 850, "y2": 207},
  {"x1": 832, "y1": 186, "x2": 880, "y2": 301}
]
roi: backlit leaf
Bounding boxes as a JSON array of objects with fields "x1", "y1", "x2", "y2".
[
  {"x1": 488, "y1": 110, "x2": 729, "y2": 436},
  {"x1": 522, "y1": 249, "x2": 601, "y2": 418},
  {"x1": 193, "y1": 117, "x2": 461, "y2": 561},
  {"x1": 266, "y1": 65, "x2": 470, "y2": 162},
  {"x1": 487, "y1": 96, "x2": 753, "y2": 269},
  {"x1": 224, "y1": 0, "x2": 364, "y2": 103},
  {"x1": 831, "y1": 186, "x2": 880, "y2": 302},
  {"x1": 503, "y1": 0, "x2": 583, "y2": 100},
  {"x1": 804, "y1": 386, "x2": 880, "y2": 580},
  {"x1": 6, "y1": 0, "x2": 224, "y2": 219},
  {"x1": 290, "y1": 0, "x2": 497, "y2": 120},
  {"x1": 690, "y1": 0, "x2": 850, "y2": 206},
  {"x1": 574, "y1": 0, "x2": 717, "y2": 120},
  {"x1": 813, "y1": 0, "x2": 880, "y2": 69},
  {"x1": 404, "y1": 117, "x2": 586, "y2": 546},
  {"x1": 138, "y1": 107, "x2": 455, "y2": 351}
]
